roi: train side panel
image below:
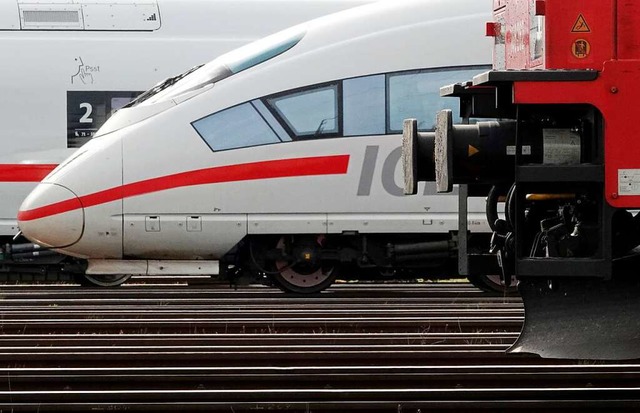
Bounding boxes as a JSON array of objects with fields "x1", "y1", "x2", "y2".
[{"x1": 110, "y1": 0, "x2": 492, "y2": 260}]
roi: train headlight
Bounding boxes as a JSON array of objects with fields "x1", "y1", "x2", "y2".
[{"x1": 18, "y1": 183, "x2": 84, "y2": 249}]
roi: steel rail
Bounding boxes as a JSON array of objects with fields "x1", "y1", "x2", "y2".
[
  {"x1": 0, "y1": 332, "x2": 520, "y2": 346},
  {"x1": 1, "y1": 365, "x2": 640, "y2": 390},
  {"x1": 0, "y1": 282, "x2": 632, "y2": 410},
  {"x1": 0, "y1": 387, "x2": 638, "y2": 404}
]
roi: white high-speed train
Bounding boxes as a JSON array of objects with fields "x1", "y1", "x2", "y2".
[
  {"x1": 18, "y1": 0, "x2": 499, "y2": 292},
  {"x1": 0, "y1": 0, "x2": 374, "y2": 284}
]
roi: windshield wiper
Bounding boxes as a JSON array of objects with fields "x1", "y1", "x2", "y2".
[{"x1": 123, "y1": 64, "x2": 204, "y2": 108}]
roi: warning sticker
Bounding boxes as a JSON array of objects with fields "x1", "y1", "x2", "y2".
[
  {"x1": 543, "y1": 129, "x2": 581, "y2": 165},
  {"x1": 572, "y1": 14, "x2": 591, "y2": 33},
  {"x1": 572, "y1": 39, "x2": 591, "y2": 59},
  {"x1": 619, "y1": 170, "x2": 640, "y2": 195}
]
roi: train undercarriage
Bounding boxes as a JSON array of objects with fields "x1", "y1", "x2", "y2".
[
  {"x1": 227, "y1": 232, "x2": 511, "y2": 294},
  {"x1": 0, "y1": 231, "x2": 508, "y2": 293},
  {"x1": 0, "y1": 235, "x2": 131, "y2": 286}
]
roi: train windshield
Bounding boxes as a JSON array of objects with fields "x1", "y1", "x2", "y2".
[{"x1": 129, "y1": 27, "x2": 306, "y2": 107}]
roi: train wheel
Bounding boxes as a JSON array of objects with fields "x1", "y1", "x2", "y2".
[
  {"x1": 468, "y1": 274, "x2": 518, "y2": 295},
  {"x1": 271, "y1": 236, "x2": 337, "y2": 294},
  {"x1": 80, "y1": 274, "x2": 132, "y2": 287}
]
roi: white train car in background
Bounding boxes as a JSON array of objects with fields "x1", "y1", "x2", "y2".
[
  {"x1": 18, "y1": 0, "x2": 506, "y2": 292},
  {"x1": 0, "y1": 0, "x2": 372, "y2": 236}
]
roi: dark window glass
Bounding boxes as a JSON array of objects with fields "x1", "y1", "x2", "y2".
[
  {"x1": 343, "y1": 75, "x2": 385, "y2": 136},
  {"x1": 267, "y1": 85, "x2": 338, "y2": 137},
  {"x1": 192, "y1": 103, "x2": 281, "y2": 151},
  {"x1": 251, "y1": 99, "x2": 290, "y2": 142},
  {"x1": 387, "y1": 67, "x2": 487, "y2": 132}
]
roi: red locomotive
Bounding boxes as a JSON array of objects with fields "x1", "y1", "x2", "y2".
[{"x1": 405, "y1": 0, "x2": 640, "y2": 359}]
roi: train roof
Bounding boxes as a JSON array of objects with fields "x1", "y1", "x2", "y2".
[
  {"x1": 99, "y1": 0, "x2": 492, "y2": 136},
  {"x1": 149, "y1": 0, "x2": 490, "y2": 105}
]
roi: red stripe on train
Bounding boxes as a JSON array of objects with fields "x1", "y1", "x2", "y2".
[
  {"x1": 17, "y1": 155, "x2": 350, "y2": 222},
  {"x1": 0, "y1": 164, "x2": 58, "y2": 182}
]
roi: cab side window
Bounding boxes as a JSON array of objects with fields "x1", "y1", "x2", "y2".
[
  {"x1": 266, "y1": 84, "x2": 339, "y2": 137},
  {"x1": 192, "y1": 101, "x2": 289, "y2": 151}
]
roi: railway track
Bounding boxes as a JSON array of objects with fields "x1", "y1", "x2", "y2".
[{"x1": 0, "y1": 281, "x2": 635, "y2": 411}]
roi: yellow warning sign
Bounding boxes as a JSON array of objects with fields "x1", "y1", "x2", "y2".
[
  {"x1": 572, "y1": 39, "x2": 591, "y2": 59},
  {"x1": 572, "y1": 14, "x2": 591, "y2": 33},
  {"x1": 468, "y1": 145, "x2": 479, "y2": 157}
]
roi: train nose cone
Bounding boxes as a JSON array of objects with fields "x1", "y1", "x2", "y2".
[{"x1": 18, "y1": 183, "x2": 84, "y2": 248}]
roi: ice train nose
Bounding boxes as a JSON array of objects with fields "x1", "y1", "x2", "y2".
[{"x1": 18, "y1": 183, "x2": 84, "y2": 248}]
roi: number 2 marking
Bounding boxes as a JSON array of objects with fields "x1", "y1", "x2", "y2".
[{"x1": 79, "y1": 102, "x2": 93, "y2": 123}]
